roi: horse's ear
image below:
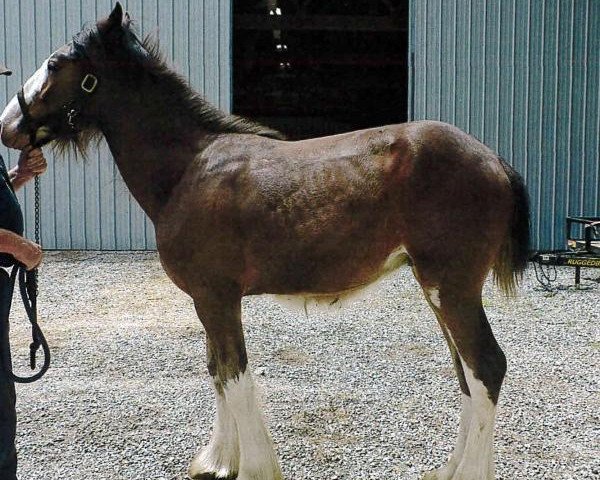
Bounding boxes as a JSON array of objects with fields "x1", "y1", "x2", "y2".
[
  {"x1": 108, "y1": 2, "x2": 124, "y2": 26},
  {"x1": 98, "y1": 2, "x2": 126, "y2": 45}
]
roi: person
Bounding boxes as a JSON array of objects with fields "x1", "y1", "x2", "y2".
[{"x1": 0, "y1": 60, "x2": 47, "y2": 480}]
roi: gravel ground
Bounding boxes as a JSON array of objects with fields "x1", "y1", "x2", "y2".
[{"x1": 6, "y1": 251, "x2": 599, "y2": 480}]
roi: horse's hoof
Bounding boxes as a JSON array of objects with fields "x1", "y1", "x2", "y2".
[
  {"x1": 422, "y1": 466, "x2": 454, "y2": 480},
  {"x1": 188, "y1": 450, "x2": 239, "y2": 480},
  {"x1": 188, "y1": 472, "x2": 237, "y2": 480},
  {"x1": 422, "y1": 469, "x2": 494, "y2": 480},
  {"x1": 188, "y1": 461, "x2": 237, "y2": 480},
  {"x1": 189, "y1": 474, "x2": 217, "y2": 480}
]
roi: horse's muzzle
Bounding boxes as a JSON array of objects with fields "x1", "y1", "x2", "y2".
[{"x1": 0, "y1": 90, "x2": 57, "y2": 149}]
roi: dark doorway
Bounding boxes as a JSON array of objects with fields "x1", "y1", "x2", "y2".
[{"x1": 233, "y1": 1, "x2": 409, "y2": 140}]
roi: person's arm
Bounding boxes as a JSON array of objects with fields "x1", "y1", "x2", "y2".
[
  {"x1": 8, "y1": 147, "x2": 47, "y2": 191},
  {"x1": 0, "y1": 148, "x2": 46, "y2": 269},
  {"x1": 0, "y1": 229, "x2": 42, "y2": 269}
]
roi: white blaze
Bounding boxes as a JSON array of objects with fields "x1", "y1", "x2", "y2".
[
  {"x1": 0, "y1": 57, "x2": 51, "y2": 148},
  {"x1": 23, "y1": 59, "x2": 50, "y2": 102}
]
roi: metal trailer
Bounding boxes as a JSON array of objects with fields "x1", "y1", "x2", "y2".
[{"x1": 531, "y1": 216, "x2": 600, "y2": 288}]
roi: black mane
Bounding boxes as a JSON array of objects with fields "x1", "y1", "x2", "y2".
[{"x1": 131, "y1": 33, "x2": 284, "y2": 139}]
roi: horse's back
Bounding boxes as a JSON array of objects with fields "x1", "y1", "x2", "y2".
[{"x1": 201, "y1": 120, "x2": 505, "y2": 183}]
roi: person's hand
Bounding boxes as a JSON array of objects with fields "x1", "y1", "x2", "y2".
[
  {"x1": 16, "y1": 147, "x2": 47, "y2": 179},
  {"x1": 12, "y1": 238, "x2": 42, "y2": 270},
  {"x1": 9, "y1": 147, "x2": 47, "y2": 190}
]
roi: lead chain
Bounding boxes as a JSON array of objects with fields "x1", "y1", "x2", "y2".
[{"x1": 34, "y1": 175, "x2": 40, "y2": 245}]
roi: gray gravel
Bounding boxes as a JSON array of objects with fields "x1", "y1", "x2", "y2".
[{"x1": 7, "y1": 251, "x2": 599, "y2": 479}]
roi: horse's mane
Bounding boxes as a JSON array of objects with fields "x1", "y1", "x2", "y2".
[
  {"x1": 56, "y1": 22, "x2": 283, "y2": 157},
  {"x1": 133, "y1": 33, "x2": 284, "y2": 139}
]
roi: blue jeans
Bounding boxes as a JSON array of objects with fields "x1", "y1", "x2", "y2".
[{"x1": 0, "y1": 268, "x2": 17, "y2": 479}]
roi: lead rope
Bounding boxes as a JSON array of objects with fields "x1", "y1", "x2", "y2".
[
  {"x1": 27, "y1": 174, "x2": 50, "y2": 374},
  {"x1": 5, "y1": 174, "x2": 51, "y2": 384}
]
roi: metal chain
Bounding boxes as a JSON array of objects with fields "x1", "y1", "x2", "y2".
[{"x1": 34, "y1": 174, "x2": 40, "y2": 245}]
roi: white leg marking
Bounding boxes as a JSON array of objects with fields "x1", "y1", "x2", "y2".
[
  {"x1": 453, "y1": 394, "x2": 472, "y2": 467},
  {"x1": 189, "y1": 387, "x2": 240, "y2": 479},
  {"x1": 423, "y1": 394, "x2": 472, "y2": 480},
  {"x1": 423, "y1": 326, "x2": 475, "y2": 480},
  {"x1": 224, "y1": 371, "x2": 282, "y2": 480},
  {"x1": 426, "y1": 287, "x2": 441, "y2": 309},
  {"x1": 452, "y1": 361, "x2": 497, "y2": 480}
]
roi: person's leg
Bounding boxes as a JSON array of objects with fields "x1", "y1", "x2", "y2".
[{"x1": 0, "y1": 268, "x2": 17, "y2": 480}]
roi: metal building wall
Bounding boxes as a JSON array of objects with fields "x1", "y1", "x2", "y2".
[
  {"x1": 0, "y1": 0, "x2": 232, "y2": 249},
  {"x1": 409, "y1": 0, "x2": 599, "y2": 250}
]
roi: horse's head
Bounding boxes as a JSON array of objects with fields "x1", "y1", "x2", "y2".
[{"x1": 0, "y1": 2, "x2": 140, "y2": 153}]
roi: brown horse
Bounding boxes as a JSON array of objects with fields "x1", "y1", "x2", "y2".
[{"x1": 0, "y1": 4, "x2": 530, "y2": 480}]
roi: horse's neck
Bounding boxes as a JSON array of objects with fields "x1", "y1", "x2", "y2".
[{"x1": 100, "y1": 106, "x2": 207, "y2": 222}]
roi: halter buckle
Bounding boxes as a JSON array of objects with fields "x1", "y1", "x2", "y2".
[{"x1": 81, "y1": 74, "x2": 98, "y2": 94}]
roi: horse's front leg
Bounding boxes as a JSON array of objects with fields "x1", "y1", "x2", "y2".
[
  {"x1": 188, "y1": 287, "x2": 283, "y2": 480},
  {"x1": 189, "y1": 336, "x2": 240, "y2": 479}
]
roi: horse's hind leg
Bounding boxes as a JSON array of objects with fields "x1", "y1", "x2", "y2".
[
  {"x1": 417, "y1": 273, "x2": 505, "y2": 480},
  {"x1": 420, "y1": 300, "x2": 472, "y2": 480},
  {"x1": 188, "y1": 287, "x2": 283, "y2": 480}
]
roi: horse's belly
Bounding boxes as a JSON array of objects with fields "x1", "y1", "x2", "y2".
[{"x1": 270, "y1": 246, "x2": 410, "y2": 313}]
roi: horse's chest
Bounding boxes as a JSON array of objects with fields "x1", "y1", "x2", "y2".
[{"x1": 159, "y1": 254, "x2": 191, "y2": 294}]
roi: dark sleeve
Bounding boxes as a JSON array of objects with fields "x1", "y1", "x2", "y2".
[{"x1": 0, "y1": 156, "x2": 23, "y2": 235}]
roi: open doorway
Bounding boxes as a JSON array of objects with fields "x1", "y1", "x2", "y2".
[{"x1": 233, "y1": 1, "x2": 409, "y2": 140}]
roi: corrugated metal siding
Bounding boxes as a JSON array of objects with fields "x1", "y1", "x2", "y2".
[
  {"x1": 409, "y1": 0, "x2": 599, "y2": 250},
  {"x1": 0, "y1": 0, "x2": 232, "y2": 249}
]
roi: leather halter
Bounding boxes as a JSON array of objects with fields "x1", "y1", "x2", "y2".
[{"x1": 17, "y1": 73, "x2": 98, "y2": 147}]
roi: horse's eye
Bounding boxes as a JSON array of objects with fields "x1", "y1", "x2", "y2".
[{"x1": 47, "y1": 62, "x2": 59, "y2": 72}]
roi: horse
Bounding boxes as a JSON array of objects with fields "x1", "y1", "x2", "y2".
[{"x1": 0, "y1": 4, "x2": 530, "y2": 480}]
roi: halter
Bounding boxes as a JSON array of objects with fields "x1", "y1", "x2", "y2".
[{"x1": 16, "y1": 72, "x2": 99, "y2": 147}]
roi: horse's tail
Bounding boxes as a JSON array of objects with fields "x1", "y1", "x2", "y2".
[{"x1": 493, "y1": 157, "x2": 531, "y2": 296}]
